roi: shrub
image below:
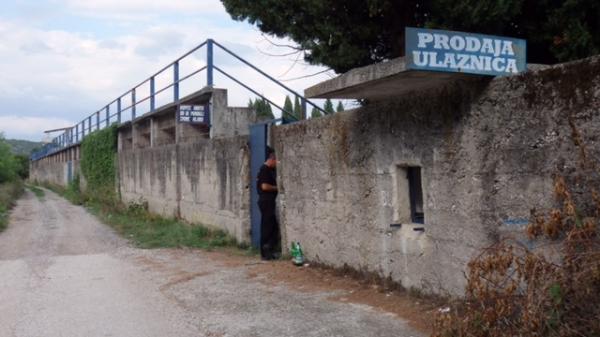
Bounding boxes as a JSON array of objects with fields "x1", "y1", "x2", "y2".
[{"x1": 432, "y1": 118, "x2": 600, "y2": 337}]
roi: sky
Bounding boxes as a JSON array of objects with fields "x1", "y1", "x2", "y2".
[{"x1": 0, "y1": 0, "x2": 336, "y2": 141}]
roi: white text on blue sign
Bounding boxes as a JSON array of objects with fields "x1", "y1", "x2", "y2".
[
  {"x1": 406, "y1": 28, "x2": 526, "y2": 76},
  {"x1": 179, "y1": 105, "x2": 208, "y2": 123}
]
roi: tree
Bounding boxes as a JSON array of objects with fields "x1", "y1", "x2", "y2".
[
  {"x1": 310, "y1": 107, "x2": 322, "y2": 118},
  {"x1": 250, "y1": 98, "x2": 275, "y2": 120},
  {"x1": 14, "y1": 155, "x2": 29, "y2": 179},
  {"x1": 336, "y1": 101, "x2": 344, "y2": 112},
  {"x1": 293, "y1": 96, "x2": 303, "y2": 121},
  {"x1": 0, "y1": 135, "x2": 18, "y2": 183},
  {"x1": 283, "y1": 95, "x2": 295, "y2": 120},
  {"x1": 221, "y1": 0, "x2": 600, "y2": 72},
  {"x1": 323, "y1": 99, "x2": 335, "y2": 115}
]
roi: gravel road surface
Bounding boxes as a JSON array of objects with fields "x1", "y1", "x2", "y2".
[{"x1": 0, "y1": 189, "x2": 425, "y2": 337}]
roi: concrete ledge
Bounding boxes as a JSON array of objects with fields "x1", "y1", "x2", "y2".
[
  {"x1": 305, "y1": 57, "x2": 547, "y2": 101},
  {"x1": 305, "y1": 57, "x2": 478, "y2": 101}
]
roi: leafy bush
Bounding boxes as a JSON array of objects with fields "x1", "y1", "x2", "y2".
[
  {"x1": 0, "y1": 135, "x2": 19, "y2": 183},
  {"x1": 0, "y1": 180, "x2": 24, "y2": 232}
]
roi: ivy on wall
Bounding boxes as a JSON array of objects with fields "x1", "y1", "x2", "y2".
[{"x1": 80, "y1": 124, "x2": 118, "y2": 204}]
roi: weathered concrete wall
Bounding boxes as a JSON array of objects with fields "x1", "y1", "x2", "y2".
[
  {"x1": 210, "y1": 90, "x2": 256, "y2": 139},
  {"x1": 118, "y1": 136, "x2": 251, "y2": 243},
  {"x1": 273, "y1": 56, "x2": 600, "y2": 296},
  {"x1": 29, "y1": 145, "x2": 83, "y2": 188},
  {"x1": 30, "y1": 160, "x2": 79, "y2": 187},
  {"x1": 178, "y1": 138, "x2": 251, "y2": 242}
]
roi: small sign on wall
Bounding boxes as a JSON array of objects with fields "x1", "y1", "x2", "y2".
[
  {"x1": 178, "y1": 104, "x2": 210, "y2": 124},
  {"x1": 405, "y1": 27, "x2": 527, "y2": 76}
]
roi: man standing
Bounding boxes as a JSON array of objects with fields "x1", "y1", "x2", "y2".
[{"x1": 256, "y1": 146, "x2": 279, "y2": 260}]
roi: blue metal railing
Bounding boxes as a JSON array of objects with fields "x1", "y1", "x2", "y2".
[{"x1": 31, "y1": 38, "x2": 326, "y2": 161}]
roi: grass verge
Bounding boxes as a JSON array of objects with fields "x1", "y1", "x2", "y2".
[
  {"x1": 0, "y1": 180, "x2": 24, "y2": 233},
  {"x1": 88, "y1": 201, "x2": 238, "y2": 249},
  {"x1": 42, "y1": 182, "x2": 252, "y2": 252},
  {"x1": 27, "y1": 185, "x2": 45, "y2": 199}
]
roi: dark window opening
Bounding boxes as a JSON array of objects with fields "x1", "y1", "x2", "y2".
[{"x1": 407, "y1": 167, "x2": 424, "y2": 224}]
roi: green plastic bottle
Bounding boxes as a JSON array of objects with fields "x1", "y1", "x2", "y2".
[{"x1": 291, "y1": 241, "x2": 304, "y2": 266}]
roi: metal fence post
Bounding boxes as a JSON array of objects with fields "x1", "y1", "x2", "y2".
[
  {"x1": 75, "y1": 124, "x2": 79, "y2": 143},
  {"x1": 132, "y1": 89, "x2": 136, "y2": 120},
  {"x1": 174, "y1": 61, "x2": 179, "y2": 101},
  {"x1": 106, "y1": 106, "x2": 110, "y2": 127},
  {"x1": 88, "y1": 116, "x2": 92, "y2": 134},
  {"x1": 207, "y1": 39, "x2": 214, "y2": 87},
  {"x1": 117, "y1": 97, "x2": 121, "y2": 124},
  {"x1": 301, "y1": 97, "x2": 307, "y2": 120},
  {"x1": 96, "y1": 111, "x2": 100, "y2": 130},
  {"x1": 150, "y1": 76, "x2": 155, "y2": 111}
]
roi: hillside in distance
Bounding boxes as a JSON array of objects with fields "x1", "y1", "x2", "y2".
[{"x1": 6, "y1": 139, "x2": 44, "y2": 156}]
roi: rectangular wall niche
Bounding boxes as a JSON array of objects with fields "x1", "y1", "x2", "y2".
[{"x1": 394, "y1": 165, "x2": 425, "y2": 224}]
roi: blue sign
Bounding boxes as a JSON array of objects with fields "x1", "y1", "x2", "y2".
[
  {"x1": 178, "y1": 104, "x2": 210, "y2": 124},
  {"x1": 405, "y1": 27, "x2": 526, "y2": 76}
]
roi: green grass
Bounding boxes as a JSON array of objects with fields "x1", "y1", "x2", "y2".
[
  {"x1": 88, "y1": 201, "x2": 238, "y2": 249},
  {"x1": 27, "y1": 185, "x2": 45, "y2": 199},
  {"x1": 0, "y1": 180, "x2": 24, "y2": 232},
  {"x1": 43, "y1": 182, "x2": 250, "y2": 252}
]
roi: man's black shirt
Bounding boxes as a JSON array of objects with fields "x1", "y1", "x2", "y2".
[{"x1": 257, "y1": 164, "x2": 277, "y2": 201}]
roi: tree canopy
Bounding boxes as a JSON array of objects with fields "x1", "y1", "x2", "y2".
[
  {"x1": 323, "y1": 99, "x2": 335, "y2": 115},
  {"x1": 310, "y1": 107, "x2": 322, "y2": 118},
  {"x1": 293, "y1": 96, "x2": 303, "y2": 121},
  {"x1": 283, "y1": 95, "x2": 295, "y2": 120},
  {"x1": 0, "y1": 135, "x2": 28, "y2": 183},
  {"x1": 249, "y1": 98, "x2": 275, "y2": 121},
  {"x1": 221, "y1": 0, "x2": 600, "y2": 73}
]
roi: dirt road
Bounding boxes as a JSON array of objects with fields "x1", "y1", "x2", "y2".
[{"x1": 0, "y1": 189, "x2": 427, "y2": 337}]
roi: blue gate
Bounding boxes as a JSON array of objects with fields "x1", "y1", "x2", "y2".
[
  {"x1": 249, "y1": 123, "x2": 268, "y2": 248},
  {"x1": 67, "y1": 160, "x2": 73, "y2": 183}
]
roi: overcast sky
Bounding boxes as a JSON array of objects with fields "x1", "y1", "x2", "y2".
[{"x1": 0, "y1": 0, "x2": 335, "y2": 141}]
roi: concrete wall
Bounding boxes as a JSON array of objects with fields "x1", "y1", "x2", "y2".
[
  {"x1": 116, "y1": 87, "x2": 254, "y2": 243},
  {"x1": 29, "y1": 145, "x2": 82, "y2": 188},
  {"x1": 29, "y1": 56, "x2": 600, "y2": 297},
  {"x1": 118, "y1": 136, "x2": 251, "y2": 243},
  {"x1": 272, "y1": 56, "x2": 600, "y2": 296},
  {"x1": 210, "y1": 89, "x2": 256, "y2": 139}
]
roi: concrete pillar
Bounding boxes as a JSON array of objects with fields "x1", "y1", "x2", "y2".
[
  {"x1": 132, "y1": 122, "x2": 138, "y2": 149},
  {"x1": 150, "y1": 118, "x2": 155, "y2": 148}
]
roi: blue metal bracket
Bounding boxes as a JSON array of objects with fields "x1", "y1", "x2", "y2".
[
  {"x1": 132, "y1": 88, "x2": 137, "y2": 120},
  {"x1": 173, "y1": 61, "x2": 179, "y2": 101},
  {"x1": 207, "y1": 39, "x2": 214, "y2": 87},
  {"x1": 150, "y1": 76, "x2": 155, "y2": 111}
]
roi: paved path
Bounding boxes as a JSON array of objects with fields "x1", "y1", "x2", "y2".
[{"x1": 0, "y1": 189, "x2": 425, "y2": 337}]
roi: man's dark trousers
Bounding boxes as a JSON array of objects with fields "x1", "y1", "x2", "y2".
[{"x1": 259, "y1": 198, "x2": 279, "y2": 259}]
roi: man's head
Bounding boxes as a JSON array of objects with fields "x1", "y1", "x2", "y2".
[{"x1": 265, "y1": 146, "x2": 276, "y2": 168}]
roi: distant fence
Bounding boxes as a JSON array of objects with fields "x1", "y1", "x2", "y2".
[{"x1": 31, "y1": 39, "x2": 325, "y2": 161}]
